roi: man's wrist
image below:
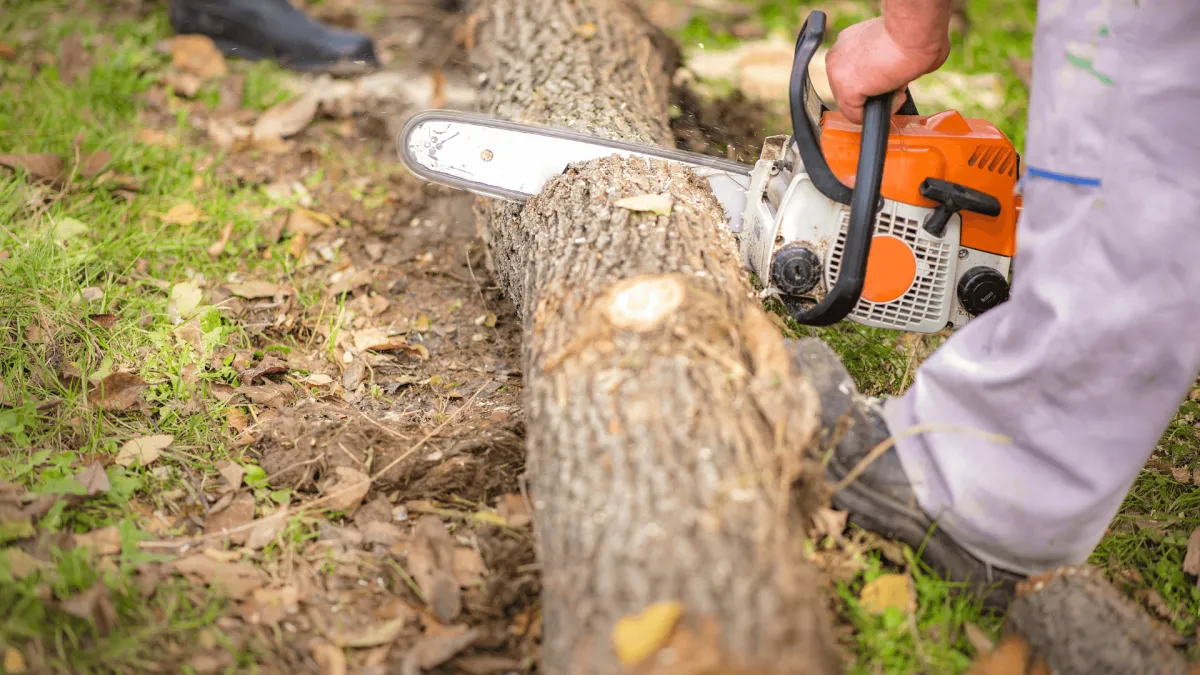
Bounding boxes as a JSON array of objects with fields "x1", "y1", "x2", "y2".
[{"x1": 881, "y1": 0, "x2": 953, "y2": 61}]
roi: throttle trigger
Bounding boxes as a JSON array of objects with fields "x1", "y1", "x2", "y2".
[{"x1": 920, "y1": 177, "x2": 1003, "y2": 238}]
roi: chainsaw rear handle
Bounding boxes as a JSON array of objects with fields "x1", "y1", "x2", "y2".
[{"x1": 785, "y1": 10, "x2": 906, "y2": 326}]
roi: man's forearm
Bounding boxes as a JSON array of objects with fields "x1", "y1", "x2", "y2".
[{"x1": 882, "y1": 0, "x2": 953, "y2": 57}]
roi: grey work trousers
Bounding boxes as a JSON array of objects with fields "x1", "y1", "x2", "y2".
[{"x1": 883, "y1": 1, "x2": 1200, "y2": 575}]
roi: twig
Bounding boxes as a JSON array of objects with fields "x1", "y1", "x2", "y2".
[{"x1": 830, "y1": 423, "x2": 1012, "y2": 495}]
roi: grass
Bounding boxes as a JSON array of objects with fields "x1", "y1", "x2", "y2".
[{"x1": 0, "y1": 3, "x2": 303, "y2": 671}]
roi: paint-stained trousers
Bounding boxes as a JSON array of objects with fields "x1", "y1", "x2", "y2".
[{"x1": 882, "y1": 2, "x2": 1200, "y2": 575}]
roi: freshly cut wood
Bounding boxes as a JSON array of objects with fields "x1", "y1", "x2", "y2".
[{"x1": 470, "y1": 0, "x2": 841, "y2": 672}]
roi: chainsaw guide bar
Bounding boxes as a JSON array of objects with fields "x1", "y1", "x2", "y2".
[{"x1": 399, "y1": 109, "x2": 755, "y2": 232}]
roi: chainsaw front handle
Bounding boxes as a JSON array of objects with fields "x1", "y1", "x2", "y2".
[{"x1": 785, "y1": 10, "x2": 904, "y2": 326}]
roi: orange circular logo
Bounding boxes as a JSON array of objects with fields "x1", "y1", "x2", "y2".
[{"x1": 861, "y1": 235, "x2": 917, "y2": 304}]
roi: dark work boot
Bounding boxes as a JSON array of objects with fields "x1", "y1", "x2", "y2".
[
  {"x1": 787, "y1": 337, "x2": 1025, "y2": 613},
  {"x1": 168, "y1": 0, "x2": 379, "y2": 74}
]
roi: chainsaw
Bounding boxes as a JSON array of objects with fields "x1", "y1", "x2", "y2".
[{"x1": 397, "y1": 10, "x2": 1021, "y2": 334}]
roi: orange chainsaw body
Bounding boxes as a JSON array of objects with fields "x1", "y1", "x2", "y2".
[{"x1": 819, "y1": 110, "x2": 1021, "y2": 258}]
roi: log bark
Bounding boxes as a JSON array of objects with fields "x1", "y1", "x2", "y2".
[
  {"x1": 469, "y1": 0, "x2": 842, "y2": 672},
  {"x1": 967, "y1": 566, "x2": 1196, "y2": 675}
]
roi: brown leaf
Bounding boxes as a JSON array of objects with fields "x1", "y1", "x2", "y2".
[
  {"x1": 361, "y1": 521, "x2": 406, "y2": 546},
  {"x1": 2, "y1": 647, "x2": 24, "y2": 674},
  {"x1": 310, "y1": 641, "x2": 347, "y2": 675},
  {"x1": 207, "y1": 220, "x2": 235, "y2": 258},
  {"x1": 323, "y1": 467, "x2": 371, "y2": 514},
  {"x1": 1183, "y1": 526, "x2": 1200, "y2": 578},
  {"x1": 206, "y1": 492, "x2": 255, "y2": 544},
  {"x1": 401, "y1": 626, "x2": 479, "y2": 672},
  {"x1": 246, "y1": 508, "x2": 289, "y2": 550},
  {"x1": 0, "y1": 43, "x2": 15, "y2": 60},
  {"x1": 57, "y1": 33, "x2": 91, "y2": 85},
  {"x1": 218, "y1": 460, "x2": 245, "y2": 489},
  {"x1": 252, "y1": 91, "x2": 319, "y2": 141},
  {"x1": 115, "y1": 434, "x2": 173, "y2": 467},
  {"x1": 1171, "y1": 466, "x2": 1191, "y2": 484},
  {"x1": 453, "y1": 547, "x2": 485, "y2": 587},
  {"x1": 75, "y1": 462, "x2": 110, "y2": 496},
  {"x1": 164, "y1": 69, "x2": 203, "y2": 97},
  {"x1": 241, "y1": 355, "x2": 288, "y2": 383},
  {"x1": 88, "y1": 313, "x2": 118, "y2": 329},
  {"x1": 0, "y1": 153, "x2": 63, "y2": 181},
  {"x1": 87, "y1": 372, "x2": 147, "y2": 411},
  {"x1": 328, "y1": 617, "x2": 408, "y2": 649},
  {"x1": 172, "y1": 554, "x2": 266, "y2": 596},
  {"x1": 159, "y1": 202, "x2": 204, "y2": 226},
  {"x1": 335, "y1": 361, "x2": 365, "y2": 395},
  {"x1": 495, "y1": 494, "x2": 531, "y2": 528},
  {"x1": 241, "y1": 585, "x2": 300, "y2": 626},
  {"x1": 171, "y1": 35, "x2": 227, "y2": 78},
  {"x1": 3, "y1": 548, "x2": 51, "y2": 580},
  {"x1": 224, "y1": 280, "x2": 286, "y2": 299},
  {"x1": 217, "y1": 73, "x2": 246, "y2": 113},
  {"x1": 78, "y1": 150, "x2": 111, "y2": 178},
  {"x1": 135, "y1": 128, "x2": 178, "y2": 147},
  {"x1": 60, "y1": 582, "x2": 117, "y2": 635},
  {"x1": 407, "y1": 516, "x2": 461, "y2": 623},
  {"x1": 73, "y1": 526, "x2": 121, "y2": 556},
  {"x1": 286, "y1": 208, "x2": 333, "y2": 235}
]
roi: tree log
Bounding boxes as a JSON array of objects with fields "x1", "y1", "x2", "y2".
[
  {"x1": 967, "y1": 566, "x2": 1197, "y2": 675},
  {"x1": 469, "y1": 0, "x2": 842, "y2": 672}
]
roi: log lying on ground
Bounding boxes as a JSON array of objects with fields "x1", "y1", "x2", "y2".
[
  {"x1": 967, "y1": 565, "x2": 1198, "y2": 675},
  {"x1": 469, "y1": 0, "x2": 842, "y2": 673}
]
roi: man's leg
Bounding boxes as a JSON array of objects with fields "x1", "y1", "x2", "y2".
[{"x1": 818, "y1": 1, "x2": 1200, "y2": 606}]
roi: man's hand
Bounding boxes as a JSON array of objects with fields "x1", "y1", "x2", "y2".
[{"x1": 824, "y1": 2, "x2": 953, "y2": 123}]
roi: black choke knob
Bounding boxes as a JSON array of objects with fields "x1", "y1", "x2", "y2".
[
  {"x1": 957, "y1": 266, "x2": 1009, "y2": 316},
  {"x1": 771, "y1": 245, "x2": 822, "y2": 296}
]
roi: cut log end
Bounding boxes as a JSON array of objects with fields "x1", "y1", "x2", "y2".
[{"x1": 968, "y1": 565, "x2": 1194, "y2": 675}]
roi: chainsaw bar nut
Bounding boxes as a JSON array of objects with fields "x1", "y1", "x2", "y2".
[{"x1": 771, "y1": 244, "x2": 823, "y2": 296}]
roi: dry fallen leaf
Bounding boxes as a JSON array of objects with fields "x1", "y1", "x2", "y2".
[
  {"x1": 136, "y1": 128, "x2": 178, "y2": 147},
  {"x1": 169, "y1": 281, "x2": 203, "y2": 321},
  {"x1": 401, "y1": 626, "x2": 479, "y2": 673},
  {"x1": 171, "y1": 35, "x2": 228, "y2": 78},
  {"x1": 241, "y1": 585, "x2": 300, "y2": 626},
  {"x1": 310, "y1": 640, "x2": 347, "y2": 675},
  {"x1": 1183, "y1": 526, "x2": 1200, "y2": 578},
  {"x1": 453, "y1": 547, "x2": 485, "y2": 587},
  {"x1": 116, "y1": 434, "x2": 173, "y2": 467},
  {"x1": 286, "y1": 208, "x2": 333, "y2": 235},
  {"x1": 246, "y1": 508, "x2": 289, "y2": 550},
  {"x1": 172, "y1": 553, "x2": 267, "y2": 596},
  {"x1": 495, "y1": 493, "x2": 531, "y2": 528},
  {"x1": 612, "y1": 600, "x2": 685, "y2": 667},
  {"x1": 408, "y1": 515, "x2": 462, "y2": 623},
  {"x1": 61, "y1": 582, "x2": 118, "y2": 635},
  {"x1": 206, "y1": 492, "x2": 255, "y2": 544},
  {"x1": 219, "y1": 460, "x2": 245, "y2": 489},
  {"x1": 87, "y1": 372, "x2": 147, "y2": 411},
  {"x1": 342, "y1": 359, "x2": 367, "y2": 391},
  {"x1": 3, "y1": 548, "x2": 51, "y2": 580},
  {"x1": 207, "y1": 220, "x2": 235, "y2": 258},
  {"x1": 3, "y1": 647, "x2": 25, "y2": 674},
  {"x1": 78, "y1": 150, "x2": 111, "y2": 178},
  {"x1": 164, "y1": 69, "x2": 203, "y2": 97},
  {"x1": 328, "y1": 617, "x2": 408, "y2": 649},
  {"x1": 324, "y1": 467, "x2": 371, "y2": 514},
  {"x1": 88, "y1": 313, "x2": 118, "y2": 329},
  {"x1": 615, "y1": 193, "x2": 673, "y2": 216},
  {"x1": 0, "y1": 42, "x2": 16, "y2": 60},
  {"x1": 0, "y1": 153, "x2": 64, "y2": 182},
  {"x1": 73, "y1": 526, "x2": 121, "y2": 556},
  {"x1": 859, "y1": 573, "x2": 916, "y2": 615},
  {"x1": 253, "y1": 91, "x2": 320, "y2": 141},
  {"x1": 56, "y1": 33, "x2": 91, "y2": 85},
  {"x1": 75, "y1": 462, "x2": 110, "y2": 496},
  {"x1": 241, "y1": 355, "x2": 287, "y2": 383},
  {"x1": 353, "y1": 328, "x2": 409, "y2": 353},
  {"x1": 225, "y1": 280, "x2": 285, "y2": 299},
  {"x1": 159, "y1": 202, "x2": 204, "y2": 226}
]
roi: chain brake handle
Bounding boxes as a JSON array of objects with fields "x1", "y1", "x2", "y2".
[{"x1": 783, "y1": 10, "x2": 915, "y2": 326}]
